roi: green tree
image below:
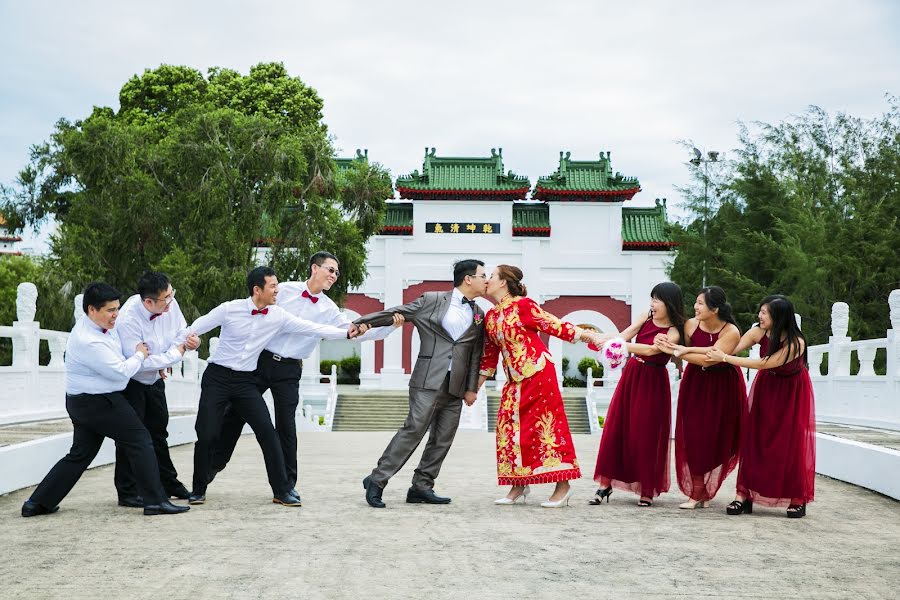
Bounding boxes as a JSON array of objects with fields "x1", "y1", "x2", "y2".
[
  {"x1": 1, "y1": 63, "x2": 391, "y2": 327},
  {"x1": 670, "y1": 99, "x2": 900, "y2": 345}
]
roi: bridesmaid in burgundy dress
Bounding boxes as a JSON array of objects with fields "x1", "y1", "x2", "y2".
[
  {"x1": 706, "y1": 294, "x2": 815, "y2": 518},
  {"x1": 591, "y1": 282, "x2": 685, "y2": 507},
  {"x1": 656, "y1": 286, "x2": 746, "y2": 509}
]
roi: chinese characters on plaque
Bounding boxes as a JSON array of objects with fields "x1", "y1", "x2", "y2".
[{"x1": 426, "y1": 222, "x2": 500, "y2": 234}]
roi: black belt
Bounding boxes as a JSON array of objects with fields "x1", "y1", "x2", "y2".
[
  {"x1": 700, "y1": 364, "x2": 735, "y2": 372},
  {"x1": 262, "y1": 349, "x2": 302, "y2": 366},
  {"x1": 632, "y1": 356, "x2": 666, "y2": 368}
]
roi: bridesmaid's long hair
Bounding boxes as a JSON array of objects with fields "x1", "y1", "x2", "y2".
[
  {"x1": 759, "y1": 294, "x2": 807, "y2": 366},
  {"x1": 496, "y1": 265, "x2": 528, "y2": 297},
  {"x1": 650, "y1": 282, "x2": 686, "y2": 344},
  {"x1": 699, "y1": 286, "x2": 740, "y2": 333}
]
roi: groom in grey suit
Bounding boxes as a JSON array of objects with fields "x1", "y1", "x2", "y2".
[{"x1": 354, "y1": 259, "x2": 487, "y2": 508}]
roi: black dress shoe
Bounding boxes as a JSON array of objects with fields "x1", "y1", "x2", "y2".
[
  {"x1": 406, "y1": 487, "x2": 451, "y2": 504},
  {"x1": 117, "y1": 495, "x2": 144, "y2": 508},
  {"x1": 363, "y1": 476, "x2": 385, "y2": 508},
  {"x1": 144, "y1": 500, "x2": 190, "y2": 516},
  {"x1": 166, "y1": 483, "x2": 191, "y2": 500},
  {"x1": 188, "y1": 492, "x2": 206, "y2": 505},
  {"x1": 21, "y1": 499, "x2": 59, "y2": 517},
  {"x1": 272, "y1": 491, "x2": 302, "y2": 507}
]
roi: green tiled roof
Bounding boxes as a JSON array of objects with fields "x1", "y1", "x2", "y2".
[
  {"x1": 512, "y1": 203, "x2": 550, "y2": 237},
  {"x1": 396, "y1": 148, "x2": 530, "y2": 199},
  {"x1": 379, "y1": 202, "x2": 413, "y2": 235},
  {"x1": 534, "y1": 151, "x2": 640, "y2": 201},
  {"x1": 335, "y1": 149, "x2": 369, "y2": 173},
  {"x1": 621, "y1": 199, "x2": 677, "y2": 250}
]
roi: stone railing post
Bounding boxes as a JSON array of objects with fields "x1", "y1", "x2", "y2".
[
  {"x1": 46, "y1": 334, "x2": 66, "y2": 367},
  {"x1": 827, "y1": 302, "x2": 851, "y2": 377},
  {"x1": 11, "y1": 283, "x2": 40, "y2": 416},
  {"x1": 888, "y1": 290, "x2": 900, "y2": 387}
]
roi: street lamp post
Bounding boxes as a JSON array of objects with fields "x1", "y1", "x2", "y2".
[{"x1": 689, "y1": 147, "x2": 720, "y2": 288}]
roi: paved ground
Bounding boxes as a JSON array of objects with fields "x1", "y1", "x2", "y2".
[{"x1": 2, "y1": 432, "x2": 899, "y2": 599}]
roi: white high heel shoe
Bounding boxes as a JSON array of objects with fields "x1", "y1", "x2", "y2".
[
  {"x1": 494, "y1": 485, "x2": 530, "y2": 505},
  {"x1": 541, "y1": 487, "x2": 574, "y2": 508},
  {"x1": 679, "y1": 499, "x2": 710, "y2": 509}
]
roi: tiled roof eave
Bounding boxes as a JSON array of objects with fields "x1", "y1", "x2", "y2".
[
  {"x1": 533, "y1": 186, "x2": 640, "y2": 199},
  {"x1": 621, "y1": 241, "x2": 679, "y2": 250}
]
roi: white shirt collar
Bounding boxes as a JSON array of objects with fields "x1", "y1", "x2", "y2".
[{"x1": 452, "y1": 288, "x2": 468, "y2": 304}]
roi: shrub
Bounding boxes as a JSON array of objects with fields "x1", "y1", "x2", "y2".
[
  {"x1": 339, "y1": 355, "x2": 361, "y2": 384},
  {"x1": 597, "y1": 416, "x2": 605, "y2": 428},
  {"x1": 562, "y1": 376, "x2": 585, "y2": 388},
  {"x1": 319, "y1": 359, "x2": 339, "y2": 376},
  {"x1": 561, "y1": 357, "x2": 570, "y2": 375},
  {"x1": 578, "y1": 357, "x2": 603, "y2": 380}
]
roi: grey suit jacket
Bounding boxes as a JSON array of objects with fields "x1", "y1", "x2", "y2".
[{"x1": 354, "y1": 291, "x2": 485, "y2": 398}]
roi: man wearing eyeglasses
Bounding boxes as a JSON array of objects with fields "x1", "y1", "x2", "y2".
[
  {"x1": 209, "y1": 251, "x2": 399, "y2": 499},
  {"x1": 113, "y1": 272, "x2": 201, "y2": 506}
]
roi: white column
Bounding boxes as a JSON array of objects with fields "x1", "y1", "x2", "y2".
[
  {"x1": 301, "y1": 343, "x2": 321, "y2": 383},
  {"x1": 358, "y1": 338, "x2": 378, "y2": 390},
  {"x1": 379, "y1": 237, "x2": 409, "y2": 389}
]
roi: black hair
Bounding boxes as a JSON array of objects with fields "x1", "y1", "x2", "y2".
[
  {"x1": 650, "y1": 281, "x2": 686, "y2": 344},
  {"x1": 247, "y1": 266, "x2": 277, "y2": 297},
  {"x1": 308, "y1": 251, "x2": 339, "y2": 277},
  {"x1": 698, "y1": 286, "x2": 740, "y2": 333},
  {"x1": 453, "y1": 259, "x2": 485, "y2": 287},
  {"x1": 137, "y1": 271, "x2": 171, "y2": 301},
  {"x1": 759, "y1": 294, "x2": 807, "y2": 366},
  {"x1": 83, "y1": 282, "x2": 121, "y2": 314}
]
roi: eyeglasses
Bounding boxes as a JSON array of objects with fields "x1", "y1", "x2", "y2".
[
  {"x1": 469, "y1": 274, "x2": 487, "y2": 280},
  {"x1": 319, "y1": 266, "x2": 340, "y2": 278},
  {"x1": 156, "y1": 289, "x2": 176, "y2": 306}
]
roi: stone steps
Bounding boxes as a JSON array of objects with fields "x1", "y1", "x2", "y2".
[{"x1": 332, "y1": 394, "x2": 410, "y2": 431}]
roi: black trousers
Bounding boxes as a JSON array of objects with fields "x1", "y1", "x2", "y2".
[
  {"x1": 30, "y1": 392, "x2": 166, "y2": 509},
  {"x1": 192, "y1": 362, "x2": 290, "y2": 496},
  {"x1": 212, "y1": 350, "x2": 302, "y2": 489},
  {"x1": 114, "y1": 378, "x2": 184, "y2": 498}
]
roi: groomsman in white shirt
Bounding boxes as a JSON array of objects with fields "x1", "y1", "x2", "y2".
[
  {"x1": 209, "y1": 252, "x2": 399, "y2": 496},
  {"x1": 185, "y1": 266, "x2": 360, "y2": 507},
  {"x1": 113, "y1": 272, "x2": 200, "y2": 506},
  {"x1": 22, "y1": 282, "x2": 190, "y2": 517}
]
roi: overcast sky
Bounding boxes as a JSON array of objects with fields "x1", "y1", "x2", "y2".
[{"x1": 2, "y1": 1, "x2": 898, "y2": 252}]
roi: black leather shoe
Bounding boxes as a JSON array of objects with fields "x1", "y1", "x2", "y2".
[
  {"x1": 21, "y1": 499, "x2": 59, "y2": 517},
  {"x1": 166, "y1": 483, "x2": 191, "y2": 500},
  {"x1": 406, "y1": 487, "x2": 451, "y2": 504},
  {"x1": 272, "y1": 491, "x2": 302, "y2": 507},
  {"x1": 363, "y1": 476, "x2": 386, "y2": 508},
  {"x1": 117, "y1": 495, "x2": 144, "y2": 508},
  {"x1": 144, "y1": 500, "x2": 190, "y2": 515},
  {"x1": 188, "y1": 492, "x2": 206, "y2": 505}
]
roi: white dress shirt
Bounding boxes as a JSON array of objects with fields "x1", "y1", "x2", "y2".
[
  {"x1": 65, "y1": 317, "x2": 146, "y2": 395},
  {"x1": 442, "y1": 288, "x2": 475, "y2": 371},
  {"x1": 265, "y1": 281, "x2": 395, "y2": 359},
  {"x1": 117, "y1": 294, "x2": 188, "y2": 385},
  {"x1": 188, "y1": 297, "x2": 349, "y2": 372}
]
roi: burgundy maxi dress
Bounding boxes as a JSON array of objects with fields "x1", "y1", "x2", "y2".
[
  {"x1": 674, "y1": 327, "x2": 747, "y2": 501},
  {"x1": 735, "y1": 335, "x2": 816, "y2": 507},
  {"x1": 593, "y1": 319, "x2": 672, "y2": 498}
]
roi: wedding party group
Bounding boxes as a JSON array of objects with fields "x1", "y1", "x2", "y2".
[{"x1": 19, "y1": 253, "x2": 815, "y2": 520}]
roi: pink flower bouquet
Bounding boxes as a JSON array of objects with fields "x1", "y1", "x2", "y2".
[{"x1": 599, "y1": 337, "x2": 628, "y2": 371}]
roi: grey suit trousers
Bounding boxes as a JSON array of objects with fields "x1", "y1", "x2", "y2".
[{"x1": 370, "y1": 373, "x2": 462, "y2": 490}]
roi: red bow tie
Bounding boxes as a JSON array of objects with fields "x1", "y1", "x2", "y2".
[
  {"x1": 150, "y1": 313, "x2": 162, "y2": 321},
  {"x1": 302, "y1": 290, "x2": 319, "y2": 304},
  {"x1": 251, "y1": 308, "x2": 269, "y2": 316}
]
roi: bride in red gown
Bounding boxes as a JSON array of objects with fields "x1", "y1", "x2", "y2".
[
  {"x1": 591, "y1": 282, "x2": 685, "y2": 507},
  {"x1": 706, "y1": 294, "x2": 815, "y2": 518},
  {"x1": 656, "y1": 286, "x2": 747, "y2": 508},
  {"x1": 476, "y1": 265, "x2": 596, "y2": 508}
]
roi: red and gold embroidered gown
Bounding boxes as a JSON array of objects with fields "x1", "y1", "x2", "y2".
[
  {"x1": 593, "y1": 319, "x2": 672, "y2": 498},
  {"x1": 479, "y1": 296, "x2": 582, "y2": 485},
  {"x1": 674, "y1": 328, "x2": 747, "y2": 501},
  {"x1": 735, "y1": 335, "x2": 816, "y2": 507}
]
